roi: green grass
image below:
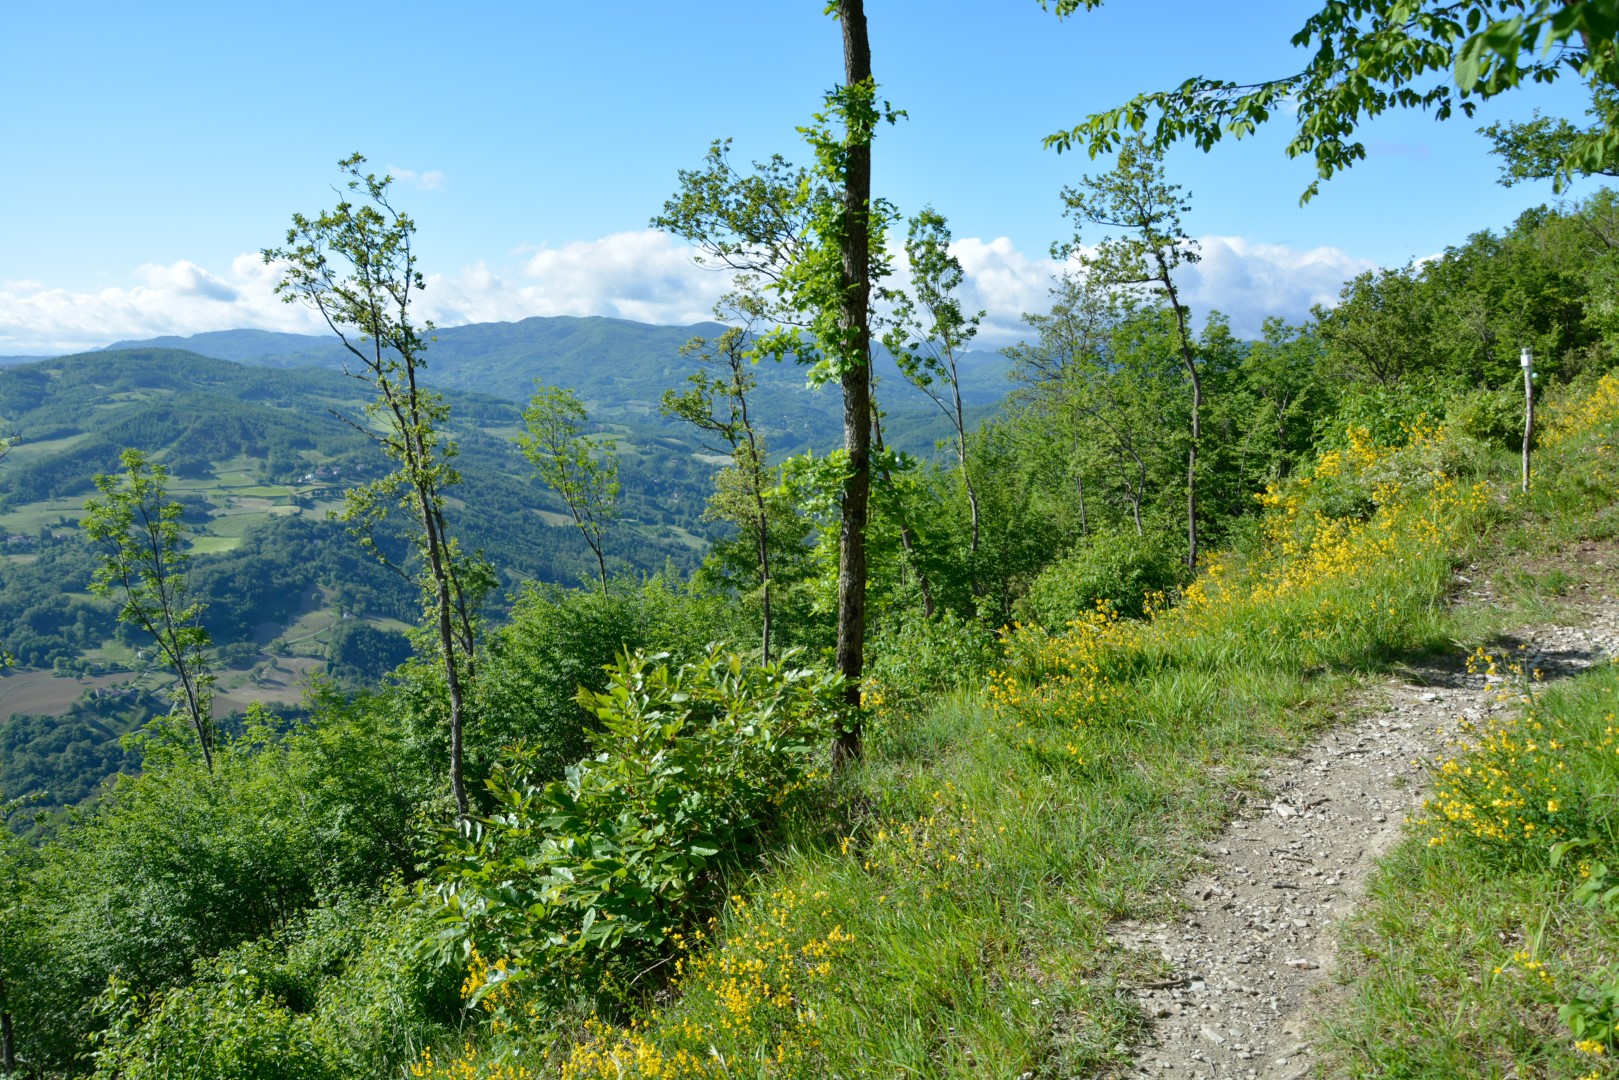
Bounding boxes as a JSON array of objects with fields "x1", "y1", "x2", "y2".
[
  {"x1": 5, "y1": 433, "x2": 89, "y2": 460},
  {"x1": 431, "y1": 415, "x2": 1502, "y2": 1079},
  {"x1": 81, "y1": 639, "x2": 141, "y2": 667},
  {"x1": 0, "y1": 495, "x2": 90, "y2": 533},
  {"x1": 0, "y1": 449, "x2": 318, "y2": 538},
  {"x1": 667, "y1": 525, "x2": 708, "y2": 550},
  {"x1": 208, "y1": 512, "x2": 277, "y2": 539},
  {"x1": 1314, "y1": 380, "x2": 1619, "y2": 1079},
  {"x1": 393, "y1": 377, "x2": 1619, "y2": 1080},
  {"x1": 1322, "y1": 661, "x2": 1619, "y2": 1078}
]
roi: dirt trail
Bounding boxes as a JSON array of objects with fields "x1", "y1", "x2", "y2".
[{"x1": 1111, "y1": 577, "x2": 1619, "y2": 1079}]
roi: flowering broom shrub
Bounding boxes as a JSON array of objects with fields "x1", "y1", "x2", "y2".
[
  {"x1": 555, "y1": 887, "x2": 855, "y2": 1080},
  {"x1": 1420, "y1": 649, "x2": 1588, "y2": 855},
  {"x1": 989, "y1": 420, "x2": 1490, "y2": 761}
]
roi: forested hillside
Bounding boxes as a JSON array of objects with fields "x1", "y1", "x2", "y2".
[
  {"x1": 0, "y1": 307, "x2": 1007, "y2": 819},
  {"x1": 96, "y1": 316, "x2": 1011, "y2": 458},
  {"x1": 0, "y1": 348, "x2": 726, "y2": 819},
  {"x1": 6, "y1": 1, "x2": 1619, "y2": 1074}
]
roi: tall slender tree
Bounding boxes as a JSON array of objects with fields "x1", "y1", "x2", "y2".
[
  {"x1": 1058, "y1": 136, "x2": 1205, "y2": 569},
  {"x1": 519, "y1": 384, "x2": 620, "y2": 593},
  {"x1": 827, "y1": 0, "x2": 876, "y2": 764},
  {"x1": 655, "y1": 0, "x2": 891, "y2": 763},
  {"x1": 664, "y1": 320, "x2": 778, "y2": 659},
  {"x1": 885, "y1": 207, "x2": 986, "y2": 557},
  {"x1": 265, "y1": 154, "x2": 490, "y2": 819},
  {"x1": 83, "y1": 449, "x2": 216, "y2": 770}
]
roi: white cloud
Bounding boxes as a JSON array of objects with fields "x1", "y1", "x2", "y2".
[
  {"x1": 0, "y1": 231, "x2": 1374, "y2": 356},
  {"x1": 1174, "y1": 236, "x2": 1375, "y2": 337},
  {"x1": 946, "y1": 236, "x2": 1062, "y2": 346},
  {"x1": 424, "y1": 230, "x2": 728, "y2": 327},
  {"x1": 389, "y1": 166, "x2": 446, "y2": 191},
  {"x1": 937, "y1": 234, "x2": 1374, "y2": 347},
  {"x1": 0, "y1": 254, "x2": 325, "y2": 355},
  {"x1": 137, "y1": 259, "x2": 240, "y2": 302}
]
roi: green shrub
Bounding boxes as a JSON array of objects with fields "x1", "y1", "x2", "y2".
[
  {"x1": 431, "y1": 647, "x2": 842, "y2": 1014},
  {"x1": 91, "y1": 964, "x2": 340, "y2": 1080},
  {"x1": 1446, "y1": 383, "x2": 1526, "y2": 450},
  {"x1": 469, "y1": 575, "x2": 741, "y2": 785},
  {"x1": 84, "y1": 894, "x2": 460, "y2": 1080},
  {"x1": 1017, "y1": 532, "x2": 1186, "y2": 625},
  {"x1": 866, "y1": 610, "x2": 1000, "y2": 712},
  {"x1": 1318, "y1": 376, "x2": 1449, "y2": 448}
]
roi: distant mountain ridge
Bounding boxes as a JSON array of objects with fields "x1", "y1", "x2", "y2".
[
  {"x1": 99, "y1": 328, "x2": 350, "y2": 365},
  {"x1": 96, "y1": 314, "x2": 1014, "y2": 456}
]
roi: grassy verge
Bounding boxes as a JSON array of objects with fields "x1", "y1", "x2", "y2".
[
  {"x1": 415, "y1": 376, "x2": 1619, "y2": 1079},
  {"x1": 1322, "y1": 657, "x2": 1619, "y2": 1080},
  {"x1": 1319, "y1": 375, "x2": 1619, "y2": 1080}
]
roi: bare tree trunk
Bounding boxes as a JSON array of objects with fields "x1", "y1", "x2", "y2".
[
  {"x1": 1157, "y1": 255, "x2": 1201, "y2": 571},
  {"x1": 1075, "y1": 470, "x2": 1087, "y2": 537},
  {"x1": 738, "y1": 394, "x2": 773, "y2": 663},
  {"x1": 177, "y1": 667, "x2": 212, "y2": 773},
  {"x1": 949, "y1": 376, "x2": 981, "y2": 554},
  {"x1": 397, "y1": 353, "x2": 477, "y2": 821},
  {"x1": 135, "y1": 518, "x2": 213, "y2": 772},
  {"x1": 419, "y1": 493, "x2": 469, "y2": 820},
  {"x1": 1128, "y1": 447, "x2": 1147, "y2": 537},
  {"x1": 150, "y1": 609, "x2": 211, "y2": 771},
  {"x1": 1, "y1": 984, "x2": 15, "y2": 1076},
  {"x1": 833, "y1": 0, "x2": 872, "y2": 768},
  {"x1": 756, "y1": 509, "x2": 773, "y2": 663}
]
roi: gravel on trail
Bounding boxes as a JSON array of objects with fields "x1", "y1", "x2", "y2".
[{"x1": 1110, "y1": 587, "x2": 1619, "y2": 1079}]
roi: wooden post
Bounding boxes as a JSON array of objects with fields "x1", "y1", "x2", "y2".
[{"x1": 1522, "y1": 346, "x2": 1534, "y2": 494}]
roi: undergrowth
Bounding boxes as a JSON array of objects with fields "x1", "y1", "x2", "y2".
[{"x1": 397, "y1": 371, "x2": 1610, "y2": 1077}]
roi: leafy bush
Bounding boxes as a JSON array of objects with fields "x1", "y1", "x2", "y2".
[
  {"x1": 84, "y1": 892, "x2": 461, "y2": 1080},
  {"x1": 865, "y1": 610, "x2": 1000, "y2": 713},
  {"x1": 468, "y1": 575, "x2": 740, "y2": 785},
  {"x1": 432, "y1": 647, "x2": 842, "y2": 1015},
  {"x1": 1446, "y1": 383, "x2": 1526, "y2": 450},
  {"x1": 281, "y1": 895, "x2": 463, "y2": 1076},
  {"x1": 1017, "y1": 531, "x2": 1186, "y2": 625},
  {"x1": 91, "y1": 963, "x2": 340, "y2": 1080},
  {"x1": 1318, "y1": 376, "x2": 1449, "y2": 449}
]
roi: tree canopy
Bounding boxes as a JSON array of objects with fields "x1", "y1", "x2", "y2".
[{"x1": 1044, "y1": 0, "x2": 1619, "y2": 199}]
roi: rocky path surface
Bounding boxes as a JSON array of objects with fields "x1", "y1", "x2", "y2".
[{"x1": 1111, "y1": 581, "x2": 1619, "y2": 1079}]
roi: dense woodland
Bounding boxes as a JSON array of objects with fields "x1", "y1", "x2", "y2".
[{"x1": 6, "y1": 1, "x2": 1619, "y2": 1076}]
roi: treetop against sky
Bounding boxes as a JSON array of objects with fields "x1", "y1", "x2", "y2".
[{"x1": 0, "y1": 0, "x2": 1595, "y2": 354}]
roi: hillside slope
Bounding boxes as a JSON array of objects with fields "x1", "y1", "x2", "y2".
[{"x1": 100, "y1": 315, "x2": 1011, "y2": 456}]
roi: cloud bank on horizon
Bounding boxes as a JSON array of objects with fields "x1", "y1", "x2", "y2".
[{"x1": 0, "y1": 231, "x2": 1374, "y2": 356}]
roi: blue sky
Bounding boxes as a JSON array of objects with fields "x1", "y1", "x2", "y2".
[{"x1": 0, "y1": 1, "x2": 1600, "y2": 353}]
